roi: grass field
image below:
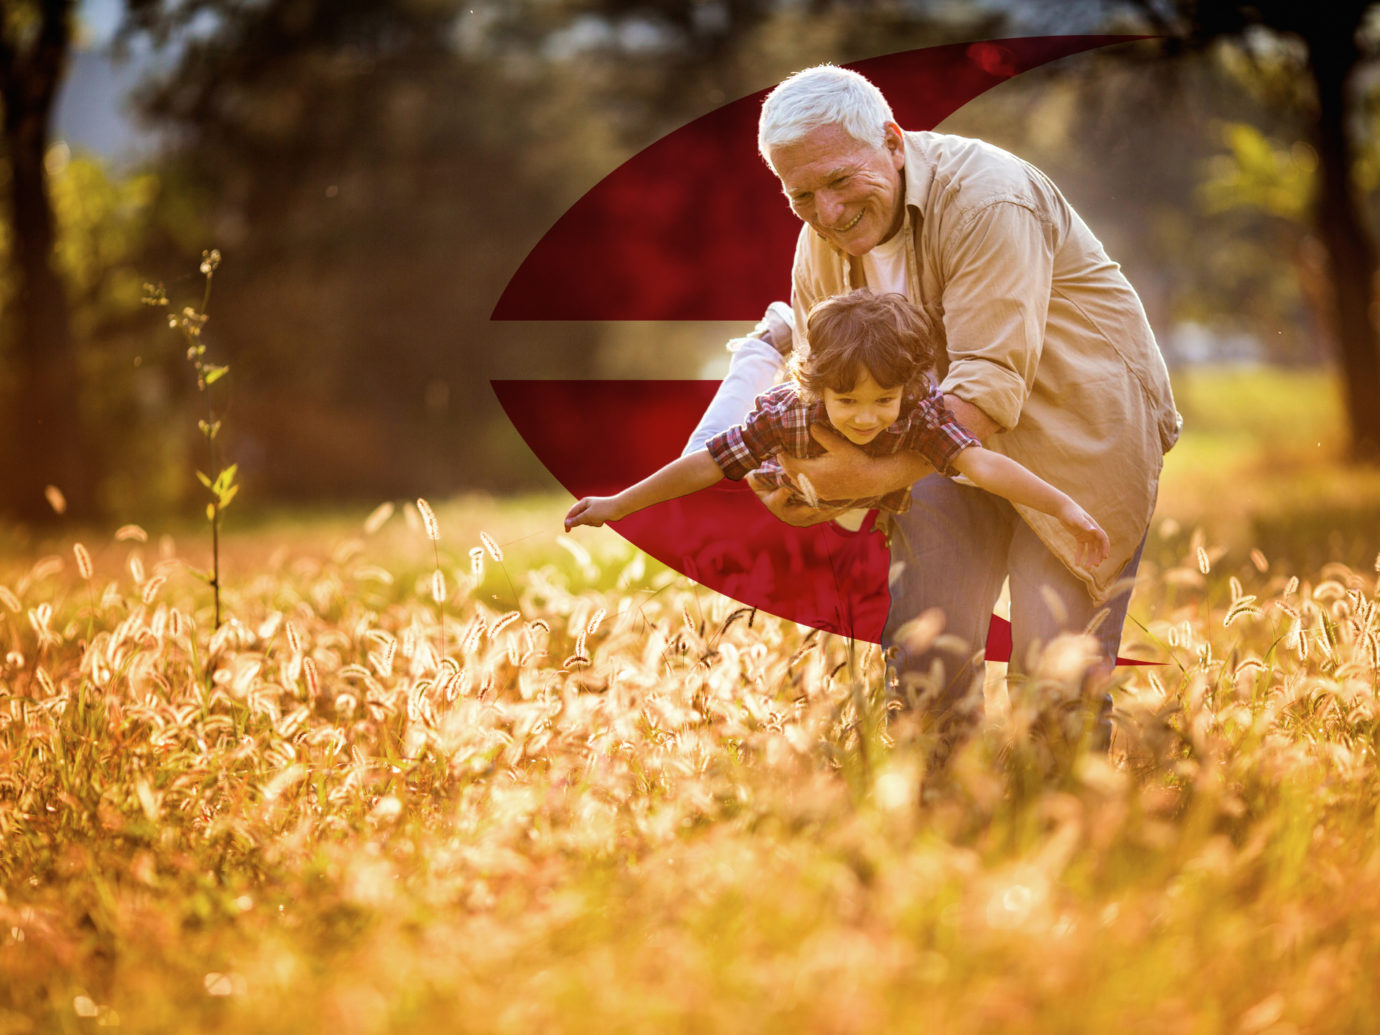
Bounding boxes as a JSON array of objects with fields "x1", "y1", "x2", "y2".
[{"x1": 3, "y1": 368, "x2": 1380, "y2": 1033}]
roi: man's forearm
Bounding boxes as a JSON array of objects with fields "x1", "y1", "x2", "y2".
[
  {"x1": 942, "y1": 393, "x2": 1002, "y2": 442},
  {"x1": 778, "y1": 436, "x2": 938, "y2": 500}
]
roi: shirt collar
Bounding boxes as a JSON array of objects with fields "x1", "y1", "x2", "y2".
[{"x1": 900, "y1": 130, "x2": 935, "y2": 214}]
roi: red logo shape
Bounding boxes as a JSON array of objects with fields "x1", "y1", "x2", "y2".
[{"x1": 494, "y1": 38, "x2": 1157, "y2": 663}]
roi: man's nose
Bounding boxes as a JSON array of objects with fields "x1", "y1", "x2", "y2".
[{"x1": 815, "y1": 190, "x2": 845, "y2": 226}]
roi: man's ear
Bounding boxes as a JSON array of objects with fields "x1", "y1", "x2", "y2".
[{"x1": 884, "y1": 122, "x2": 905, "y2": 164}]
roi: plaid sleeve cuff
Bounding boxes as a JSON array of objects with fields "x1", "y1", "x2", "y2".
[
  {"x1": 705, "y1": 426, "x2": 759, "y2": 481},
  {"x1": 905, "y1": 383, "x2": 981, "y2": 476},
  {"x1": 705, "y1": 385, "x2": 798, "y2": 480}
]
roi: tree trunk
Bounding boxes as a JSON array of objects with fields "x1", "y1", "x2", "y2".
[
  {"x1": 0, "y1": 0, "x2": 93, "y2": 522},
  {"x1": 1303, "y1": 23, "x2": 1380, "y2": 460}
]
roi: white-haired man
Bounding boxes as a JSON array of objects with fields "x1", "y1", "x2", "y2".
[{"x1": 688, "y1": 64, "x2": 1179, "y2": 750}]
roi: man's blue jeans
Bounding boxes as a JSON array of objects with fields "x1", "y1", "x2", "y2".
[{"x1": 882, "y1": 475, "x2": 1147, "y2": 744}]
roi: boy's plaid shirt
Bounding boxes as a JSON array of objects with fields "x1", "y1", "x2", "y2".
[{"x1": 705, "y1": 377, "x2": 979, "y2": 513}]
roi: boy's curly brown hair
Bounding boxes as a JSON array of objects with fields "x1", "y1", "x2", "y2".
[{"x1": 791, "y1": 289, "x2": 945, "y2": 401}]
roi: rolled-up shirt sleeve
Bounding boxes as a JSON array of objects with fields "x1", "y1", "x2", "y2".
[{"x1": 936, "y1": 200, "x2": 1055, "y2": 432}]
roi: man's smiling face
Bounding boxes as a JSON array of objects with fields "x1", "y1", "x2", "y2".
[{"x1": 768, "y1": 122, "x2": 906, "y2": 257}]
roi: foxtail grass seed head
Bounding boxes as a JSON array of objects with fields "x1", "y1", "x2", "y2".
[
  {"x1": 364, "y1": 501, "x2": 395, "y2": 535},
  {"x1": 1224, "y1": 596, "x2": 1261, "y2": 627},
  {"x1": 417, "y1": 498, "x2": 440, "y2": 541},
  {"x1": 587, "y1": 607, "x2": 607, "y2": 635},
  {"x1": 286, "y1": 621, "x2": 302, "y2": 656},
  {"x1": 73, "y1": 543, "x2": 93, "y2": 581},
  {"x1": 1197, "y1": 546, "x2": 1211, "y2": 575},
  {"x1": 304, "y1": 657, "x2": 320, "y2": 697},
  {"x1": 44, "y1": 485, "x2": 66, "y2": 514},
  {"x1": 115, "y1": 524, "x2": 148, "y2": 543},
  {"x1": 0, "y1": 586, "x2": 19, "y2": 613},
  {"x1": 1251, "y1": 548, "x2": 1269, "y2": 572},
  {"x1": 470, "y1": 547, "x2": 485, "y2": 578},
  {"x1": 32, "y1": 556, "x2": 63, "y2": 581},
  {"x1": 490, "y1": 610, "x2": 520, "y2": 638},
  {"x1": 140, "y1": 575, "x2": 165, "y2": 605},
  {"x1": 1317, "y1": 627, "x2": 1336, "y2": 665},
  {"x1": 480, "y1": 531, "x2": 503, "y2": 562}
]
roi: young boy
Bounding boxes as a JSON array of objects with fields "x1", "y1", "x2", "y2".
[{"x1": 565, "y1": 290, "x2": 1109, "y2": 570}]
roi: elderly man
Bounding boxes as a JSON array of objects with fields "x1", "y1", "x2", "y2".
[{"x1": 687, "y1": 64, "x2": 1179, "y2": 749}]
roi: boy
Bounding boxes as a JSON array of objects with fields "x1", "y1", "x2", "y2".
[{"x1": 565, "y1": 290, "x2": 1109, "y2": 571}]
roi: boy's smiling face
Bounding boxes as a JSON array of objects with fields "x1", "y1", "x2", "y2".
[{"x1": 821, "y1": 369, "x2": 902, "y2": 445}]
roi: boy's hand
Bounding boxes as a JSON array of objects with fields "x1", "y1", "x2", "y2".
[
  {"x1": 565, "y1": 496, "x2": 624, "y2": 531},
  {"x1": 1061, "y1": 503, "x2": 1110, "y2": 570}
]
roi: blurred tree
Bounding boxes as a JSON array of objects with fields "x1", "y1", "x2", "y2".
[
  {"x1": 1131, "y1": 0, "x2": 1380, "y2": 458},
  {"x1": 111, "y1": 0, "x2": 811, "y2": 503},
  {"x1": 0, "y1": 0, "x2": 97, "y2": 521}
]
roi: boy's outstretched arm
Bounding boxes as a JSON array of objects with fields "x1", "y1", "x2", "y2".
[
  {"x1": 951, "y1": 447, "x2": 1110, "y2": 569},
  {"x1": 565, "y1": 449, "x2": 725, "y2": 531}
]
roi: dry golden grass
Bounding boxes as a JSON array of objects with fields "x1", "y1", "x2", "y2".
[{"x1": 1, "y1": 487, "x2": 1379, "y2": 1033}]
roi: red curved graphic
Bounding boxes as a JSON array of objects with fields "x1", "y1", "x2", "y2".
[{"x1": 493, "y1": 38, "x2": 1159, "y2": 662}]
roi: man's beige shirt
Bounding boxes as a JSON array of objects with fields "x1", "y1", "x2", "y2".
[{"x1": 789, "y1": 130, "x2": 1181, "y2": 602}]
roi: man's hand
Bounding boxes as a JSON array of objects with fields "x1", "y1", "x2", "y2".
[
  {"x1": 746, "y1": 471, "x2": 856, "y2": 527},
  {"x1": 777, "y1": 424, "x2": 932, "y2": 500},
  {"x1": 565, "y1": 496, "x2": 625, "y2": 531}
]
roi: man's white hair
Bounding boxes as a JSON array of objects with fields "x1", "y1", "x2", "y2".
[{"x1": 758, "y1": 65, "x2": 897, "y2": 161}]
